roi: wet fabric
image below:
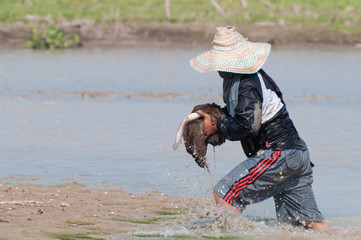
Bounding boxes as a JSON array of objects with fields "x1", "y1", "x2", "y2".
[
  {"x1": 222, "y1": 73, "x2": 241, "y2": 118},
  {"x1": 213, "y1": 149, "x2": 324, "y2": 223},
  {"x1": 216, "y1": 69, "x2": 307, "y2": 151},
  {"x1": 257, "y1": 72, "x2": 284, "y2": 124}
]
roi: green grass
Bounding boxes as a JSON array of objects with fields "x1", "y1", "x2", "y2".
[
  {"x1": 50, "y1": 233, "x2": 105, "y2": 240},
  {"x1": 134, "y1": 233, "x2": 194, "y2": 239},
  {"x1": 134, "y1": 233, "x2": 243, "y2": 239},
  {"x1": 1, "y1": 0, "x2": 361, "y2": 30},
  {"x1": 202, "y1": 235, "x2": 243, "y2": 239},
  {"x1": 64, "y1": 220, "x2": 96, "y2": 226},
  {"x1": 25, "y1": 27, "x2": 79, "y2": 49},
  {"x1": 154, "y1": 208, "x2": 189, "y2": 216},
  {"x1": 0, "y1": 0, "x2": 167, "y2": 22},
  {"x1": 111, "y1": 216, "x2": 174, "y2": 224}
]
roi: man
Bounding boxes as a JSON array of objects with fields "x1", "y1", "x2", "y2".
[{"x1": 190, "y1": 26, "x2": 328, "y2": 229}]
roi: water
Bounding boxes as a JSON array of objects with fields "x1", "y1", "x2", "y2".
[{"x1": 1, "y1": 46, "x2": 361, "y2": 236}]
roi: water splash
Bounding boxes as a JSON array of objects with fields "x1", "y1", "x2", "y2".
[{"x1": 135, "y1": 196, "x2": 361, "y2": 239}]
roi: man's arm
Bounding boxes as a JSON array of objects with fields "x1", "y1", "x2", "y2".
[{"x1": 217, "y1": 85, "x2": 262, "y2": 141}]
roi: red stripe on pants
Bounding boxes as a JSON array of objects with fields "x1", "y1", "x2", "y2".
[{"x1": 224, "y1": 151, "x2": 282, "y2": 205}]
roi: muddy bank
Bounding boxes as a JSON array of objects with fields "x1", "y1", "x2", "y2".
[
  {"x1": 1, "y1": 20, "x2": 361, "y2": 48},
  {"x1": 1, "y1": 180, "x2": 361, "y2": 240},
  {"x1": 0, "y1": 180, "x2": 193, "y2": 239}
]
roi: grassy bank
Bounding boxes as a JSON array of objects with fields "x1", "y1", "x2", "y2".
[{"x1": 1, "y1": 0, "x2": 361, "y2": 33}]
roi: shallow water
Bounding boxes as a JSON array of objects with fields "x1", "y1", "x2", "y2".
[{"x1": 1, "y1": 46, "x2": 361, "y2": 235}]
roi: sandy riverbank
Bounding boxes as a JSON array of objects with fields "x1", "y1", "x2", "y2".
[
  {"x1": 1, "y1": 180, "x2": 361, "y2": 240},
  {"x1": 0, "y1": 180, "x2": 194, "y2": 239}
]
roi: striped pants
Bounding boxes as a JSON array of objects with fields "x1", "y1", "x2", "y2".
[{"x1": 213, "y1": 149, "x2": 324, "y2": 223}]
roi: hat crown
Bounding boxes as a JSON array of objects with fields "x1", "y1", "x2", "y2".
[{"x1": 212, "y1": 26, "x2": 244, "y2": 47}]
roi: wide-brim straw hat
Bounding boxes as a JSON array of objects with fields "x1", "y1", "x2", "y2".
[{"x1": 190, "y1": 26, "x2": 271, "y2": 74}]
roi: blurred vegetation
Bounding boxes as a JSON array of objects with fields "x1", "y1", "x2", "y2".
[
  {"x1": 0, "y1": 0, "x2": 360, "y2": 32},
  {"x1": 25, "y1": 27, "x2": 80, "y2": 49}
]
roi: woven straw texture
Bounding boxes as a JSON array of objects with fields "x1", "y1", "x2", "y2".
[{"x1": 190, "y1": 26, "x2": 271, "y2": 74}]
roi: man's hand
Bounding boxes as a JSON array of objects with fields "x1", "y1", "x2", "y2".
[{"x1": 197, "y1": 110, "x2": 217, "y2": 140}]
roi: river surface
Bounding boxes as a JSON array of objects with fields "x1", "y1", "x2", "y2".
[{"x1": 0, "y1": 46, "x2": 361, "y2": 236}]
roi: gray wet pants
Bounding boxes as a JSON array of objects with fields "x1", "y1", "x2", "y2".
[{"x1": 213, "y1": 149, "x2": 324, "y2": 223}]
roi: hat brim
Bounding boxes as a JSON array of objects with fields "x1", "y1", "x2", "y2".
[{"x1": 190, "y1": 41, "x2": 271, "y2": 74}]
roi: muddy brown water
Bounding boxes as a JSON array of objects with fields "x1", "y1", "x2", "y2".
[{"x1": 0, "y1": 46, "x2": 361, "y2": 238}]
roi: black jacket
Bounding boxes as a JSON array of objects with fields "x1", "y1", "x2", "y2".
[{"x1": 217, "y1": 69, "x2": 307, "y2": 153}]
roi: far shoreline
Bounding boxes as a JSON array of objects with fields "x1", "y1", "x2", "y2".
[{"x1": 1, "y1": 21, "x2": 361, "y2": 51}]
